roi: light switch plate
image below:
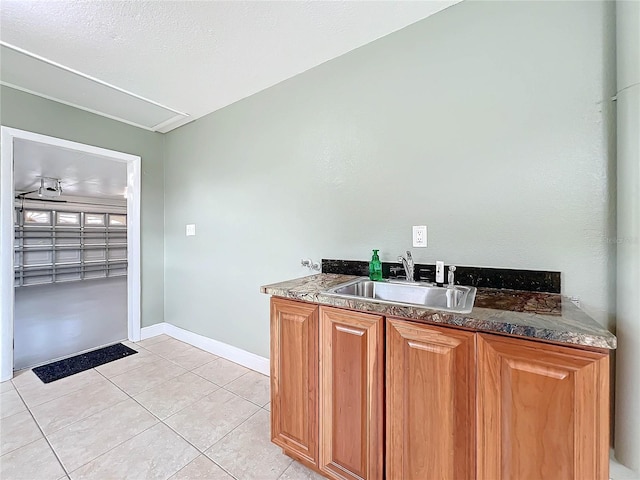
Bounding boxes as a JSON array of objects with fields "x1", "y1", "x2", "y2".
[
  {"x1": 412, "y1": 225, "x2": 427, "y2": 247},
  {"x1": 186, "y1": 224, "x2": 196, "y2": 236}
]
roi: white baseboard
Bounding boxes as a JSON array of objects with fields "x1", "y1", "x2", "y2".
[
  {"x1": 139, "y1": 322, "x2": 269, "y2": 376},
  {"x1": 140, "y1": 323, "x2": 166, "y2": 340}
]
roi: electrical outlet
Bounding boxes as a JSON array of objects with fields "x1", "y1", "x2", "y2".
[
  {"x1": 186, "y1": 224, "x2": 196, "y2": 236},
  {"x1": 413, "y1": 225, "x2": 427, "y2": 247}
]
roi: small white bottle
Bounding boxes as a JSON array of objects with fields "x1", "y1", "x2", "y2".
[{"x1": 435, "y1": 261, "x2": 445, "y2": 284}]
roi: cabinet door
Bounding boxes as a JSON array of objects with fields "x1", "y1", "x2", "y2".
[
  {"x1": 270, "y1": 298, "x2": 319, "y2": 466},
  {"x1": 319, "y1": 306, "x2": 384, "y2": 480},
  {"x1": 386, "y1": 318, "x2": 476, "y2": 480},
  {"x1": 477, "y1": 334, "x2": 609, "y2": 480}
]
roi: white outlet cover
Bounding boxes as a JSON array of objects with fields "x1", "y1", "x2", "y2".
[
  {"x1": 186, "y1": 224, "x2": 196, "y2": 236},
  {"x1": 412, "y1": 225, "x2": 427, "y2": 247}
]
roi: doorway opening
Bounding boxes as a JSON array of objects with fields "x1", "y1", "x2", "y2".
[{"x1": 1, "y1": 127, "x2": 141, "y2": 381}]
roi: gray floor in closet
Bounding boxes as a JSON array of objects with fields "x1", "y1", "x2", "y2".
[{"x1": 13, "y1": 277, "x2": 127, "y2": 370}]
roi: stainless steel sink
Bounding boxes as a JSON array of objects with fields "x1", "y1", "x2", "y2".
[{"x1": 324, "y1": 278, "x2": 476, "y2": 313}]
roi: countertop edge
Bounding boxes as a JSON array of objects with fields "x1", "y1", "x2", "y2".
[{"x1": 261, "y1": 275, "x2": 617, "y2": 350}]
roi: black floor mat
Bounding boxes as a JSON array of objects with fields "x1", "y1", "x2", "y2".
[{"x1": 32, "y1": 343, "x2": 137, "y2": 383}]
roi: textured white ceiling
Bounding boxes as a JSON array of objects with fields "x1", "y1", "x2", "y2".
[
  {"x1": 13, "y1": 139, "x2": 127, "y2": 200},
  {"x1": 0, "y1": 0, "x2": 460, "y2": 132},
  {"x1": 1, "y1": 44, "x2": 189, "y2": 130}
]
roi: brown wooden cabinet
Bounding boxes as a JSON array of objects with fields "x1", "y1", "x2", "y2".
[
  {"x1": 386, "y1": 318, "x2": 476, "y2": 480},
  {"x1": 270, "y1": 297, "x2": 319, "y2": 467},
  {"x1": 269, "y1": 298, "x2": 610, "y2": 480},
  {"x1": 319, "y1": 306, "x2": 384, "y2": 480},
  {"x1": 477, "y1": 333, "x2": 609, "y2": 480}
]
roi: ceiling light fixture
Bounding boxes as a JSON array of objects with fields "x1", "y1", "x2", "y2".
[{"x1": 38, "y1": 177, "x2": 62, "y2": 197}]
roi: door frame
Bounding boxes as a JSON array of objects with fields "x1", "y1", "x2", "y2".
[{"x1": 0, "y1": 126, "x2": 141, "y2": 381}]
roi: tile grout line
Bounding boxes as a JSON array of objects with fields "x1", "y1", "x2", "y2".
[
  {"x1": 160, "y1": 393, "x2": 263, "y2": 457},
  {"x1": 188, "y1": 363, "x2": 251, "y2": 388},
  {"x1": 63, "y1": 418, "x2": 160, "y2": 477},
  {"x1": 8, "y1": 383, "x2": 69, "y2": 477},
  {"x1": 11, "y1": 375, "x2": 97, "y2": 409},
  {"x1": 102, "y1": 355, "x2": 171, "y2": 384},
  {"x1": 0, "y1": 427, "x2": 39, "y2": 458},
  {"x1": 31, "y1": 366, "x2": 162, "y2": 476},
  {"x1": 22, "y1": 372, "x2": 129, "y2": 437},
  {"x1": 0, "y1": 395, "x2": 27, "y2": 425},
  {"x1": 168, "y1": 355, "x2": 220, "y2": 374},
  {"x1": 166, "y1": 351, "x2": 270, "y2": 409},
  {"x1": 94, "y1": 358, "x2": 242, "y2": 479},
  {"x1": 135, "y1": 335, "x2": 173, "y2": 348},
  {"x1": 96, "y1": 364, "x2": 217, "y2": 424},
  {"x1": 168, "y1": 454, "x2": 241, "y2": 480},
  {"x1": 202, "y1": 408, "x2": 294, "y2": 479},
  {"x1": 5, "y1": 338, "x2": 269, "y2": 480},
  {"x1": 41, "y1": 368, "x2": 160, "y2": 478},
  {"x1": 160, "y1": 418, "x2": 241, "y2": 480},
  {"x1": 164, "y1": 407, "x2": 270, "y2": 480},
  {"x1": 158, "y1": 349, "x2": 289, "y2": 478},
  {"x1": 122, "y1": 348, "x2": 266, "y2": 479},
  {"x1": 205, "y1": 406, "x2": 265, "y2": 449},
  {"x1": 59, "y1": 364, "x2": 165, "y2": 477},
  {"x1": 208, "y1": 458, "x2": 241, "y2": 480},
  {"x1": 219, "y1": 382, "x2": 268, "y2": 410},
  {"x1": 141, "y1": 371, "x2": 232, "y2": 423},
  {"x1": 98, "y1": 351, "x2": 195, "y2": 397},
  {"x1": 111, "y1": 341, "x2": 227, "y2": 393},
  {"x1": 137, "y1": 336, "x2": 265, "y2": 385},
  {"x1": 119, "y1": 373, "x2": 245, "y2": 480}
]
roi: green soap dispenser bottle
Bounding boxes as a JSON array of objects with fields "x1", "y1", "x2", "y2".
[{"x1": 369, "y1": 249, "x2": 383, "y2": 281}]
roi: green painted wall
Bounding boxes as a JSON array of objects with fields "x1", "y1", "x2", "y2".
[
  {"x1": 164, "y1": 0, "x2": 616, "y2": 358},
  {"x1": 1, "y1": 85, "x2": 165, "y2": 327},
  {"x1": 0, "y1": 0, "x2": 617, "y2": 361}
]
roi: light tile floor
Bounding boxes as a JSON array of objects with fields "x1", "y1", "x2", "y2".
[
  {"x1": 3, "y1": 335, "x2": 635, "y2": 480},
  {"x1": 0, "y1": 335, "x2": 323, "y2": 480}
]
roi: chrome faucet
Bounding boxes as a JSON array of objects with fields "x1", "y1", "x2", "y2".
[
  {"x1": 397, "y1": 251, "x2": 414, "y2": 282},
  {"x1": 448, "y1": 265, "x2": 456, "y2": 287}
]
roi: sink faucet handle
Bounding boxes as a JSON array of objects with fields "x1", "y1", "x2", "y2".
[
  {"x1": 448, "y1": 265, "x2": 456, "y2": 287},
  {"x1": 398, "y1": 251, "x2": 415, "y2": 282}
]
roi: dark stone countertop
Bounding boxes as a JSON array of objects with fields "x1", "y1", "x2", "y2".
[{"x1": 260, "y1": 274, "x2": 616, "y2": 350}]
